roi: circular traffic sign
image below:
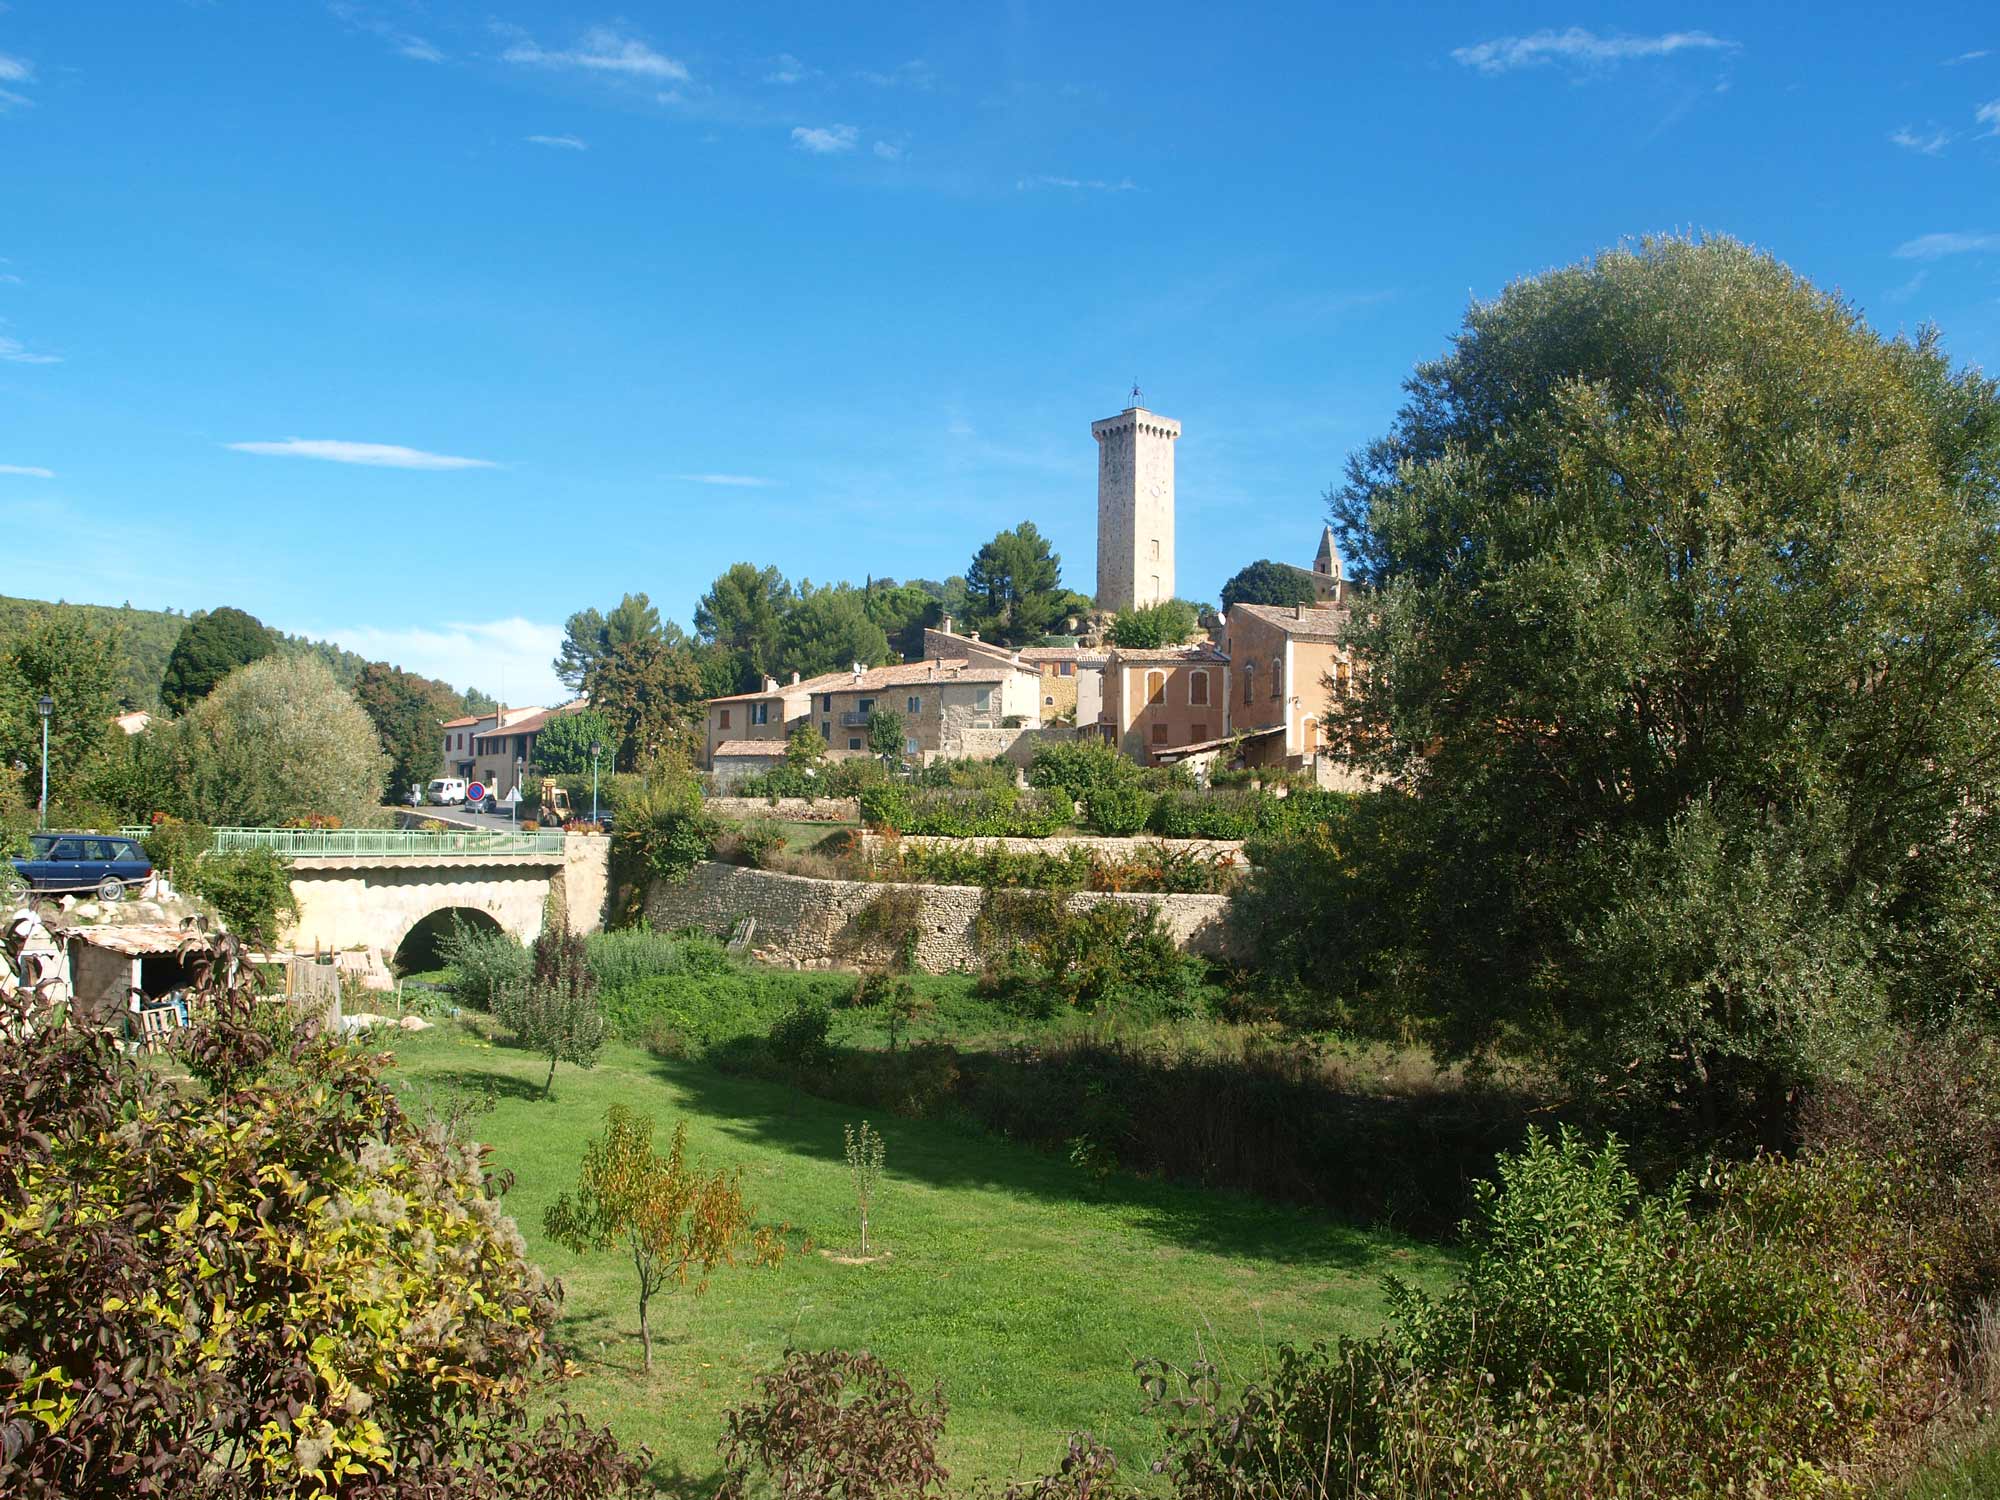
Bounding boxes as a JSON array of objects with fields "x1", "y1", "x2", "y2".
[{"x1": 466, "y1": 781, "x2": 486, "y2": 803}]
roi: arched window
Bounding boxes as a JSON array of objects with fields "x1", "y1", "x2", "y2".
[
  {"x1": 1243, "y1": 662, "x2": 1256, "y2": 705},
  {"x1": 1189, "y1": 670, "x2": 1209, "y2": 707}
]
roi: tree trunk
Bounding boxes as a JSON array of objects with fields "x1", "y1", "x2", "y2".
[
  {"x1": 639, "y1": 1292, "x2": 652, "y2": 1370},
  {"x1": 545, "y1": 1052, "x2": 558, "y2": 1098},
  {"x1": 859, "y1": 1205, "x2": 869, "y2": 1256}
]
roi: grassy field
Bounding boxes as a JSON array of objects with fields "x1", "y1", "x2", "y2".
[{"x1": 383, "y1": 1023, "x2": 1454, "y2": 1494}]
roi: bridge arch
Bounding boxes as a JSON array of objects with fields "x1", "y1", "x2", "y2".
[
  {"x1": 285, "y1": 860, "x2": 553, "y2": 964},
  {"x1": 393, "y1": 905, "x2": 505, "y2": 977}
]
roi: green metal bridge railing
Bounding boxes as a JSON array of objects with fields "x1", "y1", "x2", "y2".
[{"x1": 119, "y1": 827, "x2": 567, "y2": 858}]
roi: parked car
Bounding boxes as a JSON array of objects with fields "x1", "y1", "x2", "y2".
[
  {"x1": 7, "y1": 833, "x2": 154, "y2": 903},
  {"x1": 425, "y1": 777, "x2": 468, "y2": 805}
]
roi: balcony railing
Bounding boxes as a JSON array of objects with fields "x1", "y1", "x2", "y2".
[{"x1": 839, "y1": 710, "x2": 872, "y2": 727}]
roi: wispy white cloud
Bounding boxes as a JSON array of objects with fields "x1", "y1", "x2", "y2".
[
  {"x1": 526, "y1": 133, "x2": 588, "y2": 150},
  {"x1": 873, "y1": 139, "x2": 904, "y2": 160},
  {"x1": 764, "y1": 53, "x2": 813, "y2": 85},
  {"x1": 1979, "y1": 99, "x2": 2000, "y2": 135},
  {"x1": 857, "y1": 59, "x2": 934, "y2": 90},
  {"x1": 327, "y1": 3, "x2": 443, "y2": 63},
  {"x1": 225, "y1": 438, "x2": 499, "y2": 470},
  {"x1": 1890, "y1": 124, "x2": 1954, "y2": 154},
  {"x1": 0, "y1": 49, "x2": 32, "y2": 108},
  {"x1": 501, "y1": 26, "x2": 688, "y2": 82},
  {"x1": 1944, "y1": 49, "x2": 1991, "y2": 65},
  {"x1": 1017, "y1": 174, "x2": 1138, "y2": 192},
  {"x1": 670, "y1": 473, "x2": 777, "y2": 488},
  {"x1": 0, "y1": 463, "x2": 54, "y2": 478},
  {"x1": 0, "y1": 272, "x2": 21, "y2": 285},
  {"x1": 1451, "y1": 28, "x2": 1737, "y2": 75},
  {"x1": 0, "y1": 335, "x2": 59, "y2": 364},
  {"x1": 1893, "y1": 231, "x2": 2000, "y2": 260},
  {"x1": 1886, "y1": 270, "x2": 1928, "y2": 304},
  {"x1": 293, "y1": 617, "x2": 564, "y2": 703},
  {"x1": 791, "y1": 123, "x2": 858, "y2": 154}
]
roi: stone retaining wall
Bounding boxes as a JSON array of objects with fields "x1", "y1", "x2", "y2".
[
  {"x1": 859, "y1": 832, "x2": 1246, "y2": 862},
  {"x1": 705, "y1": 797, "x2": 860, "y2": 824},
  {"x1": 644, "y1": 861, "x2": 1238, "y2": 973}
]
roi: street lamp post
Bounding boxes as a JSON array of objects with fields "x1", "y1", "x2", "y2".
[
  {"x1": 590, "y1": 741, "x2": 602, "y2": 826},
  {"x1": 35, "y1": 694, "x2": 52, "y2": 829}
]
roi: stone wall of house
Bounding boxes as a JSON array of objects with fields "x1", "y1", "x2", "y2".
[
  {"x1": 705, "y1": 797, "x2": 861, "y2": 823},
  {"x1": 945, "y1": 724, "x2": 1080, "y2": 767},
  {"x1": 859, "y1": 832, "x2": 1246, "y2": 862},
  {"x1": 644, "y1": 860, "x2": 1239, "y2": 973}
]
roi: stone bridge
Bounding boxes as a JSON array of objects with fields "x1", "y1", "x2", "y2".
[{"x1": 283, "y1": 839, "x2": 610, "y2": 963}]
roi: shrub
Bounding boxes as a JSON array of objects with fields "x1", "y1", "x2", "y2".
[
  {"x1": 1146, "y1": 1129, "x2": 1971, "y2": 1499},
  {"x1": 712, "y1": 817, "x2": 786, "y2": 869},
  {"x1": 1083, "y1": 784, "x2": 1155, "y2": 836},
  {"x1": 0, "y1": 923, "x2": 645, "y2": 1498},
  {"x1": 769, "y1": 997, "x2": 834, "y2": 1065},
  {"x1": 182, "y1": 848, "x2": 298, "y2": 948},
  {"x1": 586, "y1": 926, "x2": 733, "y2": 998},
  {"x1": 141, "y1": 815, "x2": 211, "y2": 888},
  {"x1": 494, "y1": 928, "x2": 607, "y2": 1097},
  {"x1": 975, "y1": 891, "x2": 1215, "y2": 1018},
  {"x1": 912, "y1": 757, "x2": 1017, "y2": 792},
  {"x1": 441, "y1": 916, "x2": 532, "y2": 1010},
  {"x1": 860, "y1": 784, "x2": 1069, "y2": 837},
  {"x1": 1148, "y1": 789, "x2": 1263, "y2": 839},
  {"x1": 1028, "y1": 741, "x2": 1139, "y2": 804},
  {"x1": 717, "y1": 1349, "x2": 949, "y2": 1500}
]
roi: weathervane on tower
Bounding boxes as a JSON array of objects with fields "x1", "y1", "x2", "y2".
[{"x1": 1129, "y1": 380, "x2": 1143, "y2": 408}]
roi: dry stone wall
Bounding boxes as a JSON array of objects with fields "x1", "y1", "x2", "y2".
[
  {"x1": 706, "y1": 797, "x2": 860, "y2": 824},
  {"x1": 644, "y1": 860, "x2": 1239, "y2": 973}
]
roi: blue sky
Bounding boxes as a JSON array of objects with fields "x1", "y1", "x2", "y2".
[{"x1": 1, "y1": 2, "x2": 1995, "y2": 703}]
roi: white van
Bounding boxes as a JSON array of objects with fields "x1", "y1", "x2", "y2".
[{"x1": 426, "y1": 778, "x2": 468, "y2": 805}]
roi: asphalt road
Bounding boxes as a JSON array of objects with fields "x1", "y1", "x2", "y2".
[{"x1": 399, "y1": 804, "x2": 532, "y2": 831}]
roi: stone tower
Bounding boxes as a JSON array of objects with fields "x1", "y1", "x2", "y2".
[{"x1": 1092, "y1": 402, "x2": 1179, "y2": 611}]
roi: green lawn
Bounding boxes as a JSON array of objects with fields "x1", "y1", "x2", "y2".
[
  {"x1": 384, "y1": 1024, "x2": 1453, "y2": 1494},
  {"x1": 1889, "y1": 1417, "x2": 2000, "y2": 1500}
]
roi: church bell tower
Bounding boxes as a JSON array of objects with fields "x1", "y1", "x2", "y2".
[{"x1": 1093, "y1": 395, "x2": 1178, "y2": 612}]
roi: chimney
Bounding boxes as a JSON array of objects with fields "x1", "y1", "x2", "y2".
[
  {"x1": 762, "y1": 675, "x2": 780, "y2": 694},
  {"x1": 790, "y1": 671, "x2": 800, "y2": 686},
  {"x1": 941, "y1": 613, "x2": 954, "y2": 635},
  {"x1": 928, "y1": 660, "x2": 939, "y2": 680},
  {"x1": 968, "y1": 630, "x2": 980, "y2": 642},
  {"x1": 852, "y1": 662, "x2": 865, "y2": 683},
  {"x1": 1294, "y1": 603, "x2": 1307, "y2": 621}
]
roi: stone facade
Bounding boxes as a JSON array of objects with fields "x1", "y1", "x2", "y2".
[
  {"x1": 1094, "y1": 404, "x2": 1179, "y2": 611},
  {"x1": 644, "y1": 860, "x2": 1240, "y2": 973},
  {"x1": 1214, "y1": 601, "x2": 1371, "y2": 789}
]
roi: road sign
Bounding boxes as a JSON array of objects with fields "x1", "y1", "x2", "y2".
[{"x1": 466, "y1": 781, "x2": 486, "y2": 804}]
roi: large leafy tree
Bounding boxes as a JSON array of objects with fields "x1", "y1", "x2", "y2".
[
  {"x1": 533, "y1": 707, "x2": 613, "y2": 776},
  {"x1": 964, "y1": 522, "x2": 1071, "y2": 646},
  {"x1": 862, "y1": 580, "x2": 939, "y2": 661},
  {"x1": 0, "y1": 611, "x2": 124, "y2": 811},
  {"x1": 1220, "y1": 560, "x2": 1320, "y2": 611},
  {"x1": 1299, "y1": 236, "x2": 2000, "y2": 1140},
  {"x1": 160, "y1": 654, "x2": 389, "y2": 826},
  {"x1": 696, "y1": 564, "x2": 793, "y2": 692},
  {"x1": 555, "y1": 593, "x2": 681, "y2": 694},
  {"x1": 780, "y1": 583, "x2": 893, "y2": 680},
  {"x1": 353, "y1": 661, "x2": 463, "y2": 802},
  {"x1": 159, "y1": 607, "x2": 275, "y2": 714},
  {"x1": 584, "y1": 638, "x2": 706, "y2": 771},
  {"x1": 1105, "y1": 599, "x2": 1201, "y2": 649}
]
